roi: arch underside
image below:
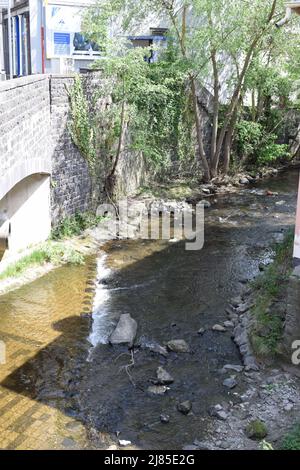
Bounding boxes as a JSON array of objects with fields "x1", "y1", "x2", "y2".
[{"x1": 0, "y1": 159, "x2": 51, "y2": 201}]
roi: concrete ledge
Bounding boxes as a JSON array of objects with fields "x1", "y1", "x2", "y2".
[{"x1": 0, "y1": 75, "x2": 50, "y2": 93}]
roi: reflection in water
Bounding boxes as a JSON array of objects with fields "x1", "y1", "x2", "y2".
[{"x1": 0, "y1": 170, "x2": 298, "y2": 449}]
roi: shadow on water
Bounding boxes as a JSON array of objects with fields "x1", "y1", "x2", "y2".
[{"x1": 0, "y1": 169, "x2": 299, "y2": 449}]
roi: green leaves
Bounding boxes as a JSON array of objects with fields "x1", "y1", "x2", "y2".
[{"x1": 68, "y1": 75, "x2": 96, "y2": 172}]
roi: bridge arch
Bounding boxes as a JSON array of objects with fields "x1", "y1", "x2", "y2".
[{"x1": 0, "y1": 167, "x2": 52, "y2": 261}]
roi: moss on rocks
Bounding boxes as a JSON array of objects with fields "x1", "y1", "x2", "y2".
[{"x1": 245, "y1": 419, "x2": 268, "y2": 440}]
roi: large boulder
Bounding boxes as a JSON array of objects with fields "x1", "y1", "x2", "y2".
[{"x1": 109, "y1": 314, "x2": 137, "y2": 346}]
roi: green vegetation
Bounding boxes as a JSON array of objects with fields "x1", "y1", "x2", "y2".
[
  {"x1": 245, "y1": 419, "x2": 268, "y2": 440},
  {"x1": 280, "y1": 424, "x2": 300, "y2": 450},
  {"x1": 250, "y1": 229, "x2": 294, "y2": 357},
  {"x1": 235, "y1": 120, "x2": 290, "y2": 169},
  {"x1": 51, "y1": 211, "x2": 104, "y2": 240},
  {"x1": 68, "y1": 75, "x2": 96, "y2": 172},
  {"x1": 79, "y1": 0, "x2": 297, "y2": 185},
  {"x1": 0, "y1": 243, "x2": 84, "y2": 281}
]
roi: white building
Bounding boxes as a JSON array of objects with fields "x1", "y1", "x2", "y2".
[{"x1": 0, "y1": 0, "x2": 169, "y2": 79}]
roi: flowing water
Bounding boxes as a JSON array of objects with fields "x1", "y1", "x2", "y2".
[{"x1": 0, "y1": 170, "x2": 299, "y2": 450}]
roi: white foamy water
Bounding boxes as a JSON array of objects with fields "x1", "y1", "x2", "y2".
[{"x1": 88, "y1": 253, "x2": 115, "y2": 349}]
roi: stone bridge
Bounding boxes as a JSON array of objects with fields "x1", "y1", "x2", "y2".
[{"x1": 0, "y1": 73, "x2": 145, "y2": 264}]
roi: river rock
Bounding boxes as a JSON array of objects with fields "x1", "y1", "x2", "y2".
[
  {"x1": 147, "y1": 385, "x2": 169, "y2": 395},
  {"x1": 177, "y1": 400, "x2": 192, "y2": 415},
  {"x1": 236, "y1": 303, "x2": 251, "y2": 314},
  {"x1": 167, "y1": 339, "x2": 190, "y2": 353},
  {"x1": 209, "y1": 406, "x2": 228, "y2": 421},
  {"x1": 223, "y1": 321, "x2": 234, "y2": 328},
  {"x1": 119, "y1": 439, "x2": 132, "y2": 447},
  {"x1": 198, "y1": 327, "x2": 206, "y2": 335},
  {"x1": 202, "y1": 187, "x2": 211, "y2": 194},
  {"x1": 160, "y1": 413, "x2": 170, "y2": 423},
  {"x1": 222, "y1": 364, "x2": 244, "y2": 373},
  {"x1": 223, "y1": 377, "x2": 238, "y2": 389},
  {"x1": 239, "y1": 177, "x2": 249, "y2": 185},
  {"x1": 230, "y1": 296, "x2": 242, "y2": 308},
  {"x1": 156, "y1": 366, "x2": 174, "y2": 385},
  {"x1": 212, "y1": 324, "x2": 226, "y2": 332},
  {"x1": 109, "y1": 314, "x2": 137, "y2": 346},
  {"x1": 149, "y1": 344, "x2": 168, "y2": 357}
]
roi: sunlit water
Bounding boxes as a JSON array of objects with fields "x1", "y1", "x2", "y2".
[{"x1": 0, "y1": 169, "x2": 298, "y2": 449}]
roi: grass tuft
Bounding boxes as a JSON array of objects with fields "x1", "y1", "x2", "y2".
[
  {"x1": 280, "y1": 424, "x2": 300, "y2": 450},
  {"x1": 0, "y1": 242, "x2": 84, "y2": 281}
]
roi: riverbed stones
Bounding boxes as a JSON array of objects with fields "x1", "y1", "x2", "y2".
[
  {"x1": 230, "y1": 296, "x2": 242, "y2": 308},
  {"x1": 223, "y1": 377, "x2": 238, "y2": 389},
  {"x1": 156, "y1": 366, "x2": 174, "y2": 385},
  {"x1": 109, "y1": 314, "x2": 137, "y2": 346},
  {"x1": 147, "y1": 385, "x2": 169, "y2": 395},
  {"x1": 118, "y1": 439, "x2": 132, "y2": 447},
  {"x1": 167, "y1": 339, "x2": 189, "y2": 353},
  {"x1": 146, "y1": 343, "x2": 168, "y2": 357},
  {"x1": 209, "y1": 405, "x2": 228, "y2": 421},
  {"x1": 221, "y1": 364, "x2": 244, "y2": 373},
  {"x1": 212, "y1": 324, "x2": 226, "y2": 332},
  {"x1": 160, "y1": 413, "x2": 170, "y2": 423},
  {"x1": 177, "y1": 400, "x2": 192, "y2": 415},
  {"x1": 197, "y1": 327, "x2": 206, "y2": 335},
  {"x1": 239, "y1": 177, "x2": 249, "y2": 185},
  {"x1": 224, "y1": 321, "x2": 234, "y2": 328}
]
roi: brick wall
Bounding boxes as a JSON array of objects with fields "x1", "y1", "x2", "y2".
[{"x1": 49, "y1": 75, "x2": 93, "y2": 224}]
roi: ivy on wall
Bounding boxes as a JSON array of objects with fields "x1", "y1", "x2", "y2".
[{"x1": 68, "y1": 75, "x2": 97, "y2": 173}]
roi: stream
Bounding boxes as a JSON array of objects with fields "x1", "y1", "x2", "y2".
[{"x1": 0, "y1": 169, "x2": 298, "y2": 450}]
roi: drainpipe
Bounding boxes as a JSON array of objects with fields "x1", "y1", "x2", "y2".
[{"x1": 275, "y1": 6, "x2": 292, "y2": 27}]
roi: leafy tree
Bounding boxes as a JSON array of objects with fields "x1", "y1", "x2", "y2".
[{"x1": 82, "y1": 0, "x2": 295, "y2": 183}]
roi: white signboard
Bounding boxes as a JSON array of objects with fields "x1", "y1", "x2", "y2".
[{"x1": 45, "y1": 4, "x2": 99, "y2": 58}]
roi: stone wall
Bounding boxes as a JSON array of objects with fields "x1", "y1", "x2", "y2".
[
  {"x1": 50, "y1": 75, "x2": 93, "y2": 224},
  {"x1": 0, "y1": 72, "x2": 148, "y2": 231},
  {"x1": 0, "y1": 75, "x2": 51, "y2": 201},
  {"x1": 50, "y1": 72, "x2": 148, "y2": 224}
]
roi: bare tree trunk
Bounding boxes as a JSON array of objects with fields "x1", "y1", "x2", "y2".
[
  {"x1": 210, "y1": 48, "x2": 219, "y2": 164},
  {"x1": 167, "y1": 4, "x2": 211, "y2": 181},
  {"x1": 211, "y1": 0, "x2": 278, "y2": 175},
  {"x1": 105, "y1": 84, "x2": 127, "y2": 196},
  {"x1": 191, "y1": 77, "x2": 211, "y2": 182}
]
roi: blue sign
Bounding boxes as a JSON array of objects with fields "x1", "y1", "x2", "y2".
[
  {"x1": 54, "y1": 32, "x2": 70, "y2": 45},
  {"x1": 54, "y1": 32, "x2": 70, "y2": 56}
]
